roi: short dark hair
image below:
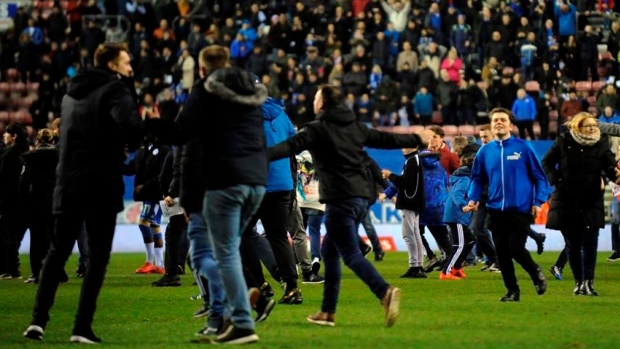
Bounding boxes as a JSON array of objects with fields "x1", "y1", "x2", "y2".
[
  {"x1": 428, "y1": 125, "x2": 444, "y2": 138},
  {"x1": 6, "y1": 122, "x2": 28, "y2": 142},
  {"x1": 489, "y1": 107, "x2": 516, "y2": 124},
  {"x1": 318, "y1": 84, "x2": 344, "y2": 108},
  {"x1": 94, "y1": 43, "x2": 129, "y2": 68}
]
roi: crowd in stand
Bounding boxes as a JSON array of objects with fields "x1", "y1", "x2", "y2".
[{"x1": 3, "y1": 0, "x2": 620, "y2": 143}]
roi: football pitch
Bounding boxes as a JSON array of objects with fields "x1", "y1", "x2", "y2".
[{"x1": 0, "y1": 252, "x2": 619, "y2": 348}]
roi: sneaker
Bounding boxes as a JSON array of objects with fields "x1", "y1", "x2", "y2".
[
  {"x1": 248, "y1": 287, "x2": 260, "y2": 309},
  {"x1": 151, "y1": 274, "x2": 181, "y2": 287},
  {"x1": 302, "y1": 273, "x2": 325, "y2": 284},
  {"x1": 360, "y1": 243, "x2": 373, "y2": 257},
  {"x1": 607, "y1": 251, "x2": 620, "y2": 262},
  {"x1": 423, "y1": 258, "x2": 442, "y2": 273},
  {"x1": 70, "y1": 328, "x2": 102, "y2": 344},
  {"x1": 381, "y1": 286, "x2": 401, "y2": 328},
  {"x1": 76, "y1": 263, "x2": 87, "y2": 278},
  {"x1": 536, "y1": 233, "x2": 546, "y2": 255},
  {"x1": 549, "y1": 266, "x2": 563, "y2": 281},
  {"x1": 439, "y1": 271, "x2": 461, "y2": 280},
  {"x1": 311, "y1": 257, "x2": 321, "y2": 275},
  {"x1": 24, "y1": 275, "x2": 38, "y2": 284},
  {"x1": 153, "y1": 266, "x2": 166, "y2": 275},
  {"x1": 375, "y1": 251, "x2": 385, "y2": 262},
  {"x1": 480, "y1": 262, "x2": 493, "y2": 271},
  {"x1": 23, "y1": 325, "x2": 44, "y2": 340},
  {"x1": 260, "y1": 282, "x2": 274, "y2": 299},
  {"x1": 533, "y1": 268, "x2": 547, "y2": 295},
  {"x1": 177, "y1": 264, "x2": 185, "y2": 275},
  {"x1": 400, "y1": 267, "x2": 424, "y2": 278},
  {"x1": 190, "y1": 294, "x2": 204, "y2": 301},
  {"x1": 255, "y1": 296, "x2": 276, "y2": 323},
  {"x1": 487, "y1": 263, "x2": 501, "y2": 273},
  {"x1": 279, "y1": 288, "x2": 303, "y2": 304},
  {"x1": 307, "y1": 311, "x2": 335, "y2": 327},
  {"x1": 450, "y1": 268, "x2": 467, "y2": 278},
  {"x1": 135, "y1": 262, "x2": 156, "y2": 274},
  {"x1": 214, "y1": 326, "x2": 259, "y2": 344},
  {"x1": 500, "y1": 290, "x2": 520, "y2": 302},
  {"x1": 0, "y1": 272, "x2": 22, "y2": 279},
  {"x1": 193, "y1": 303, "x2": 210, "y2": 318}
]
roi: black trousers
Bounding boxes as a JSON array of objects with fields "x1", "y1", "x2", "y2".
[
  {"x1": 487, "y1": 210, "x2": 540, "y2": 292},
  {"x1": 562, "y1": 227, "x2": 599, "y2": 281},
  {"x1": 242, "y1": 190, "x2": 298, "y2": 289},
  {"x1": 31, "y1": 210, "x2": 117, "y2": 331},
  {"x1": 444, "y1": 223, "x2": 476, "y2": 273},
  {"x1": 0, "y1": 209, "x2": 29, "y2": 275},
  {"x1": 516, "y1": 121, "x2": 535, "y2": 140},
  {"x1": 471, "y1": 205, "x2": 497, "y2": 265},
  {"x1": 420, "y1": 224, "x2": 453, "y2": 264},
  {"x1": 28, "y1": 207, "x2": 54, "y2": 277},
  {"x1": 164, "y1": 214, "x2": 188, "y2": 276}
]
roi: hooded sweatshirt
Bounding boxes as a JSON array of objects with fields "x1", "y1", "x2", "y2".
[{"x1": 262, "y1": 97, "x2": 296, "y2": 192}]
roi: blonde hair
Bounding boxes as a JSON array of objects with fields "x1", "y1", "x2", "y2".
[
  {"x1": 565, "y1": 112, "x2": 597, "y2": 132},
  {"x1": 199, "y1": 45, "x2": 230, "y2": 75},
  {"x1": 451, "y1": 136, "x2": 468, "y2": 155}
]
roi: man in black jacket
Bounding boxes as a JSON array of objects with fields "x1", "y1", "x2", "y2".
[
  {"x1": 268, "y1": 84, "x2": 424, "y2": 328},
  {"x1": 23, "y1": 43, "x2": 144, "y2": 344}
]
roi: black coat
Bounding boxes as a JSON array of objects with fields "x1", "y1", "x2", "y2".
[
  {"x1": 365, "y1": 154, "x2": 390, "y2": 206},
  {"x1": 542, "y1": 132, "x2": 618, "y2": 230},
  {"x1": 125, "y1": 140, "x2": 171, "y2": 202},
  {"x1": 389, "y1": 151, "x2": 426, "y2": 213},
  {"x1": 0, "y1": 141, "x2": 30, "y2": 213},
  {"x1": 54, "y1": 68, "x2": 144, "y2": 214},
  {"x1": 20, "y1": 143, "x2": 58, "y2": 212},
  {"x1": 268, "y1": 104, "x2": 423, "y2": 203}
]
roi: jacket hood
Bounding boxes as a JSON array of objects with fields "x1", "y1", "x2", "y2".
[
  {"x1": 262, "y1": 97, "x2": 285, "y2": 122},
  {"x1": 205, "y1": 67, "x2": 268, "y2": 107},
  {"x1": 420, "y1": 150, "x2": 441, "y2": 169},
  {"x1": 66, "y1": 68, "x2": 123, "y2": 100},
  {"x1": 317, "y1": 104, "x2": 356, "y2": 125},
  {"x1": 452, "y1": 165, "x2": 471, "y2": 177}
]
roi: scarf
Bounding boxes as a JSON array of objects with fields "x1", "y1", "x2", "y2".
[{"x1": 569, "y1": 128, "x2": 601, "y2": 146}]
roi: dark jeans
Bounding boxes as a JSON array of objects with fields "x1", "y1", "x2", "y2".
[
  {"x1": 302, "y1": 208, "x2": 323, "y2": 261},
  {"x1": 611, "y1": 224, "x2": 619, "y2": 252},
  {"x1": 28, "y1": 207, "x2": 54, "y2": 277},
  {"x1": 361, "y1": 208, "x2": 383, "y2": 254},
  {"x1": 516, "y1": 121, "x2": 535, "y2": 140},
  {"x1": 554, "y1": 247, "x2": 568, "y2": 269},
  {"x1": 487, "y1": 210, "x2": 541, "y2": 292},
  {"x1": 247, "y1": 226, "x2": 279, "y2": 282},
  {"x1": 31, "y1": 211, "x2": 117, "y2": 331},
  {"x1": 562, "y1": 227, "x2": 599, "y2": 281},
  {"x1": 321, "y1": 198, "x2": 389, "y2": 314},
  {"x1": 419, "y1": 224, "x2": 453, "y2": 264},
  {"x1": 470, "y1": 205, "x2": 497, "y2": 264},
  {"x1": 0, "y1": 209, "x2": 29, "y2": 275},
  {"x1": 243, "y1": 190, "x2": 298, "y2": 289},
  {"x1": 77, "y1": 222, "x2": 89, "y2": 267},
  {"x1": 164, "y1": 214, "x2": 188, "y2": 276}
]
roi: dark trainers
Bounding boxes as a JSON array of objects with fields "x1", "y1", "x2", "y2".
[
  {"x1": 536, "y1": 233, "x2": 546, "y2": 255},
  {"x1": 311, "y1": 257, "x2": 321, "y2": 275},
  {"x1": 381, "y1": 286, "x2": 401, "y2": 328},
  {"x1": 24, "y1": 275, "x2": 38, "y2": 284},
  {"x1": 193, "y1": 303, "x2": 210, "y2": 318},
  {"x1": 260, "y1": 282, "x2": 274, "y2": 299},
  {"x1": 360, "y1": 243, "x2": 373, "y2": 257},
  {"x1": 533, "y1": 268, "x2": 547, "y2": 295},
  {"x1": 214, "y1": 326, "x2": 259, "y2": 344},
  {"x1": 23, "y1": 325, "x2": 44, "y2": 340},
  {"x1": 307, "y1": 311, "x2": 335, "y2": 327},
  {"x1": 302, "y1": 273, "x2": 325, "y2": 284},
  {"x1": 500, "y1": 290, "x2": 520, "y2": 302},
  {"x1": 70, "y1": 328, "x2": 102, "y2": 344},
  {"x1": 549, "y1": 266, "x2": 563, "y2": 280},
  {"x1": 607, "y1": 251, "x2": 620, "y2": 262},
  {"x1": 424, "y1": 258, "x2": 442, "y2": 273},
  {"x1": 255, "y1": 296, "x2": 276, "y2": 323},
  {"x1": 400, "y1": 267, "x2": 418, "y2": 278},
  {"x1": 375, "y1": 251, "x2": 385, "y2": 262},
  {"x1": 279, "y1": 288, "x2": 303, "y2": 304},
  {"x1": 152, "y1": 274, "x2": 181, "y2": 287},
  {"x1": 76, "y1": 263, "x2": 87, "y2": 278}
]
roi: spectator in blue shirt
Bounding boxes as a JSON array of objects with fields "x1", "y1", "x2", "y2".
[
  {"x1": 599, "y1": 106, "x2": 620, "y2": 125},
  {"x1": 414, "y1": 86, "x2": 434, "y2": 126},
  {"x1": 511, "y1": 89, "x2": 538, "y2": 140}
]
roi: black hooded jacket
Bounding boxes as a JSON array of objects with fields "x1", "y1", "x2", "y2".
[
  {"x1": 54, "y1": 68, "x2": 144, "y2": 214},
  {"x1": 20, "y1": 143, "x2": 59, "y2": 210},
  {"x1": 268, "y1": 104, "x2": 423, "y2": 202}
]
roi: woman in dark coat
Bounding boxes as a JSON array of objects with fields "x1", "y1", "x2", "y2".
[
  {"x1": 542, "y1": 112, "x2": 619, "y2": 296},
  {"x1": 21, "y1": 129, "x2": 59, "y2": 283}
]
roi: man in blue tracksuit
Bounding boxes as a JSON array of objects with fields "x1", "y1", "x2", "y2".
[{"x1": 466, "y1": 107, "x2": 549, "y2": 302}]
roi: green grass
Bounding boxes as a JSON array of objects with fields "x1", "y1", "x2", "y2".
[{"x1": 1, "y1": 252, "x2": 620, "y2": 348}]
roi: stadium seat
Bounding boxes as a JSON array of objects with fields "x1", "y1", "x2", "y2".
[
  {"x1": 19, "y1": 96, "x2": 34, "y2": 109},
  {"x1": 474, "y1": 124, "x2": 484, "y2": 134},
  {"x1": 525, "y1": 81, "x2": 540, "y2": 92},
  {"x1": 549, "y1": 110, "x2": 559, "y2": 120},
  {"x1": 27, "y1": 82, "x2": 39, "y2": 92},
  {"x1": 457, "y1": 125, "x2": 475, "y2": 136},
  {"x1": 15, "y1": 109, "x2": 32, "y2": 125},
  {"x1": 442, "y1": 125, "x2": 458, "y2": 136},
  {"x1": 10, "y1": 82, "x2": 26, "y2": 94},
  {"x1": 0, "y1": 82, "x2": 9, "y2": 94},
  {"x1": 408, "y1": 125, "x2": 425, "y2": 134},
  {"x1": 575, "y1": 81, "x2": 592, "y2": 92},
  {"x1": 6, "y1": 68, "x2": 18, "y2": 81},
  {"x1": 592, "y1": 81, "x2": 606, "y2": 92},
  {"x1": 26, "y1": 125, "x2": 34, "y2": 137},
  {"x1": 0, "y1": 111, "x2": 8, "y2": 122},
  {"x1": 431, "y1": 111, "x2": 443, "y2": 124}
]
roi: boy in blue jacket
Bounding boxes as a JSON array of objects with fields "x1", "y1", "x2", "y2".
[{"x1": 440, "y1": 144, "x2": 478, "y2": 280}]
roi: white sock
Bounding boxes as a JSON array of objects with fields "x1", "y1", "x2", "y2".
[
  {"x1": 154, "y1": 247, "x2": 164, "y2": 268},
  {"x1": 145, "y1": 243, "x2": 155, "y2": 264}
]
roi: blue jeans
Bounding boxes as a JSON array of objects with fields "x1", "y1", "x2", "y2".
[
  {"x1": 306, "y1": 212, "x2": 323, "y2": 261},
  {"x1": 361, "y1": 208, "x2": 383, "y2": 254},
  {"x1": 188, "y1": 212, "x2": 225, "y2": 318},
  {"x1": 321, "y1": 198, "x2": 389, "y2": 314},
  {"x1": 203, "y1": 185, "x2": 265, "y2": 330}
]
